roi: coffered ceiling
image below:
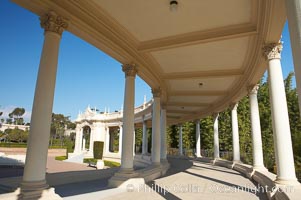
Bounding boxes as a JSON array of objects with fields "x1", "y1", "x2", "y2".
[{"x1": 12, "y1": 0, "x2": 286, "y2": 124}]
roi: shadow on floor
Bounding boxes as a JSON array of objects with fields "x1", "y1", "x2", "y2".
[{"x1": 183, "y1": 170, "x2": 267, "y2": 200}]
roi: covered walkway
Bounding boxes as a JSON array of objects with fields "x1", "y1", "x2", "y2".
[{"x1": 56, "y1": 158, "x2": 267, "y2": 200}]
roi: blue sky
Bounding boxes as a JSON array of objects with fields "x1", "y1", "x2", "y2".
[{"x1": 0, "y1": 0, "x2": 296, "y2": 122}]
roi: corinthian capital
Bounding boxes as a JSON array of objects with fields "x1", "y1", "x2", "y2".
[
  {"x1": 248, "y1": 84, "x2": 259, "y2": 95},
  {"x1": 152, "y1": 88, "x2": 161, "y2": 98},
  {"x1": 262, "y1": 42, "x2": 283, "y2": 60},
  {"x1": 122, "y1": 64, "x2": 137, "y2": 77},
  {"x1": 40, "y1": 11, "x2": 68, "y2": 35}
]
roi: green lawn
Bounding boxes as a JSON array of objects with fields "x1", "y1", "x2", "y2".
[{"x1": 55, "y1": 156, "x2": 121, "y2": 167}]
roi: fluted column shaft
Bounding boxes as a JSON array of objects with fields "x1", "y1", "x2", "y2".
[
  {"x1": 160, "y1": 108, "x2": 167, "y2": 160},
  {"x1": 179, "y1": 125, "x2": 183, "y2": 155},
  {"x1": 21, "y1": 12, "x2": 68, "y2": 198},
  {"x1": 285, "y1": 0, "x2": 301, "y2": 116},
  {"x1": 213, "y1": 113, "x2": 220, "y2": 159},
  {"x1": 263, "y1": 43, "x2": 298, "y2": 185},
  {"x1": 151, "y1": 89, "x2": 161, "y2": 165},
  {"x1": 231, "y1": 103, "x2": 240, "y2": 162},
  {"x1": 142, "y1": 118, "x2": 148, "y2": 155},
  {"x1": 120, "y1": 64, "x2": 137, "y2": 170},
  {"x1": 195, "y1": 120, "x2": 201, "y2": 157},
  {"x1": 249, "y1": 85, "x2": 266, "y2": 171}
]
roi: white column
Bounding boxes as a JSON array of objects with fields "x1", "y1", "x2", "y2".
[
  {"x1": 89, "y1": 127, "x2": 94, "y2": 153},
  {"x1": 74, "y1": 125, "x2": 81, "y2": 153},
  {"x1": 160, "y1": 108, "x2": 167, "y2": 161},
  {"x1": 120, "y1": 64, "x2": 137, "y2": 171},
  {"x1": 285, "y1": 0, "x2": 301, "y2": 116},
  {"x1": 105, "y1": 127, "x2": 110, "y2": 153},
  {"x1": 213, "y1": 113, "x2": 220, "y2": 159},
  {"x1": 231, "y1": 103, "x2": 240, "y2": 162},
  {"x1": 79, "y1": 129, "x2": 83, "y2": 152},
  {"x1": 118, "y1": 125, "x2": 123, "y2": 155},
  {"x1": 133, "y1": 130, "x2": 136, "y2": 156},
  {"x1": 21, "y1": 11, "x2": 68, "y2": 197},
  {"x1": 82, "y1": 138, "x2": 86, "y2": 151},
  {"x1": 151, "y1": 88, "x2": 161, "y2": 165},
  {"x1": 248, "y1": 85, "x2": 266, "y2": 171},
  {"x1": 195, "y1": 120, "x2": 201, "y2": 157},
  {"x1": 142, "y1": 117, "x2": 148, "y2": 155},
  {"x1": 179, "y1": 124, "x2": 183, "y2": 155},
  {"x1": 263, "y1": 43, "x2": 299, "y2": 185}
]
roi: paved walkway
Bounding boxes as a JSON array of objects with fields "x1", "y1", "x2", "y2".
[{"x1": 56, "y1": 158, "x2": 267, "y2": 200}]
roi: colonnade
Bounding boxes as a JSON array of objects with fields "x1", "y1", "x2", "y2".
[{"x1": 19, "y1": 1, "x2": 301, "y2": 197}]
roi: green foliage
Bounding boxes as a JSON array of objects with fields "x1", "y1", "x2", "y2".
[
  {"x1": 4, "y1": 128, "x2": 29, "y2": 143},
  {"x1": 93, "y1": 141, "x2": 104, "y2": 159},
  {"x1": 83, "y1": 158, "x2": 120, "y2": 167},
  {"x1": 0, "y1": 143, "x2": 27, "y2": 148},
  {"x1": 55, "y1": 156, "x2": 67, "y2": 161},
  {"x1": 8, "y1": 107, "x2": 25, "y2": 125}
]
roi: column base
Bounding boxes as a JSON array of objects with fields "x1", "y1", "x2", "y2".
[
  {"x1": 15, "y1": 180, "x2": 62, "y2": 200},
  {"x1": 108, "y1": 168, "x2": 139, "y2": 187},
  {"x1": 275, "y1": 177, "x2": 300, "y2": 186},
  {"x1": 253, "y1": 165, "x2": 268, "y2": 172}
]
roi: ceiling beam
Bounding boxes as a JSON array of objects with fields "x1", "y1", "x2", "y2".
[
  {"x1": 162, "y1": 69, "x2": 243, "y2": 80},
  {"x1": 169, "y1": 90, "x2": 227, "y2": 96},
  {"x1": 138, "y1": 24, "x2": 257, "y2": 52},
  {"x1": 167, "y1": 102, "x2": 210, "y2": 107}
]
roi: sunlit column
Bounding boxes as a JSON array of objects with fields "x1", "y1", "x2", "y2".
[
  {"x1": 231, "y1": 103, "x2": 240, "y2": 162},
  {"x1": 74, "y1": 125, "x2": 81, "y2": 153},
  {"x1": 160, "y1": 107, "x2": 167, "y2": 161},
  {"x1": 285, "y1": 0, "x2": 301, "y2": 116},
  {"x1": 118, "y1": 124, "x2": 123, "y2": 155},
  {"x1": 213, "y1": 113, "x2": 220, "y2": 159},
  {"x1": 105, "y1": 127, "x2": 110, "y2": 153},
  {"x1": 248, "y1": 85, "x2": 266, "y2": 171},
  {"x1": 120, "y1": 64, "x2": 137, "y2": 171},
  {"x1": 89, "y1": 128, "x2": 94, "y2": 153},
  {"x1": 195, "y1": 120, "x2": 201, "y2": 157},
  {"x1": 142, "y1": 116, "x2": 148, "y2": 155},
  {"x1": 263, "y1": 43, "x2": 299, "y2": 185},
  {"x1": 21, "y1": 11, "x2": 68, "y2": 198},
  {"x1": 151, "y1": 88, "x2": 161, "y2": 165},
  {"x1": 179, "y1": 124, "x2": 183, "y2": 155}
]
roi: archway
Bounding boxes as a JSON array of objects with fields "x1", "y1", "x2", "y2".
[{"x1": 82, "y1": 126, "x2": 91, "y2": 151}]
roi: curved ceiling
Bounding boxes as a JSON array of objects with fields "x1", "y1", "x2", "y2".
[{"x1": 12, "y1": 0, "x2": 286, "y2": 124}]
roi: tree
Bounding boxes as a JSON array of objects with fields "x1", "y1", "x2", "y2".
[{"x1": 9, "y1": 107, "x2": 25, "y2": 125}]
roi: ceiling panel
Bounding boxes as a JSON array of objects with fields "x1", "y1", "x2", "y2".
[
  {"x1": 94, "y1": 0, "x2": 252, "y2": 41},
  {"x1": 168, "y1": 96, "x2": 219, "y2": 104},
  {"x1": 152, "y1": 37, "x2": 249, "y2": 73},
  {"x1": 168, "y1": 77, "x2": 237, "y2": 92}
]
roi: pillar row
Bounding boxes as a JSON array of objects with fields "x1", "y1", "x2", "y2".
[
  {"x1": 160, "y1": 108, "x2": 167, "y2": 161},
  {"x1": 142, "y1": 118, "x2": 148, "y2": 155}
]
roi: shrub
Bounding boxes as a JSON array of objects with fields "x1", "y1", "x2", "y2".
[
  {"x1": 55, "y1": 156, "x2": 67, "y2": 161},
  {"x1": 93, "y1": 141, "x2": 104, "y2": 159}
]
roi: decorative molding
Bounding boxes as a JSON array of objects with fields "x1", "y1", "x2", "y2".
[
  {"x1": 169, "y1": 90, "x2": 227, "y2": 96},
  {"x1": 40, "y1": 11, "x2": 68, "y2": 35},
  {"x1": 248, "y1": 84, "x2": 259, "y2": 95},
  {"x1": 162, "y1": 69, "x2": 243, "y2": 80},
  {"x1": 152, "y1": 88, "x2": 161, "y2": 97},
  {"x1": 122, "y1": 64, "x2": 138, "y2": 77},
  {"x1": 262, "y1": 42, "x2": 283, "y2": 60},
  {"x1": 167, "y1": 102, "x2": 210, "y2": 107},
  {"x1": 138, "y1": 24, "x2": 257, "y2": 52}
]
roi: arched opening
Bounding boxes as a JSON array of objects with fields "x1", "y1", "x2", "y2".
[
  {"x1": 82, "y1": 126, "x2": 91, "y2": 151},
  {"x1": 109, "y1": 127, "x2": 119, "y2": 153}
]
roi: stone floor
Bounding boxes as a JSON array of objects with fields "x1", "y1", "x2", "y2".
[{"x1": 56, "y1": 158, "x2": 267, "y2": 200}]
